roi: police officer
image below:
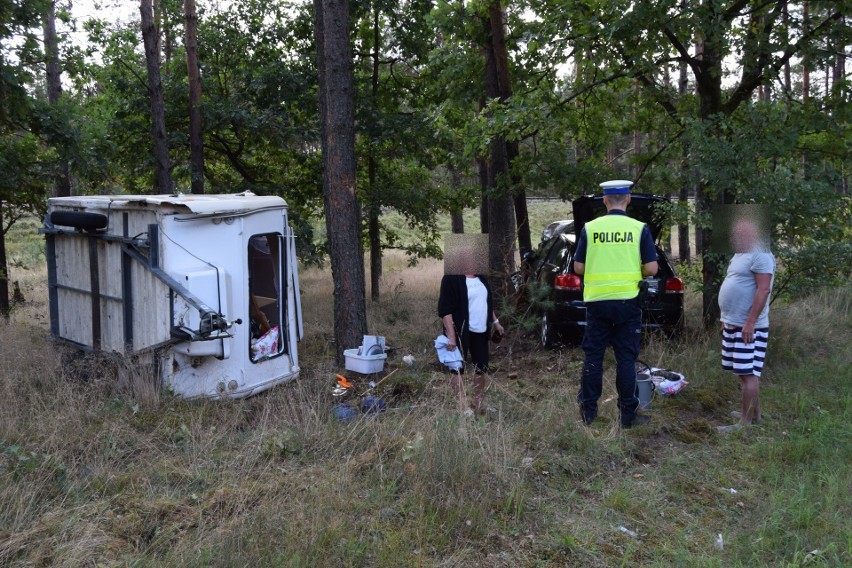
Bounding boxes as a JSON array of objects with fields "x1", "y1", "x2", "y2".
[{"x1": 572, "y1": 180, "x2": 658, "y2": 428}]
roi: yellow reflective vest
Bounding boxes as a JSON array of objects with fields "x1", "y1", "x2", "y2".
[{"x1": 582, "y1": 214, "x2": 645, "y2": 302}]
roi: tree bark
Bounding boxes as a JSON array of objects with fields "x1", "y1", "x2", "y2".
[
  {"x1": 692, "y1": 11, "x2": 728, "y2": 326},
  {"x1": 0, "y1": 203, "x2": 9, "y2": 319},
  {"x1": 802, "y1": 2, "x2": 810, "y2": 103},
  {"x1": 43, "y1": 0, "x2": 71, "y2": 198},
  {"x1": 510, "y1": 158, "x2": 531, "y2": 256},
  {"x1": 478, "y1": 154, "x2": 488, "y2": 232},
  {"x1": 490, "y1": 3, "x2": 530, "y2": 257},
  {"x1": 678, "y1": 32, "x2": 691, "y2": 264},
  {"x1": 483, "y1": 2, "x2": 516, "y2": 301},
  {"x1": 184, "y1": 0, "x2": 204, "y2": 194},
  {"x1": 368, "y1": 6, "x2": 381, "y2": 301},
  {"x1": 141, "y1": 0, "x2": 173, "y2": 194},
  {"x1": 450, "y1": 168, "x2": 464, "y2": 233},
  {"x1": 161, "y1": 0, "x2": 173, "y2": 64},
  {"x1": 833, "y1": 16, "x2": 845, "y2": 95},
  {"x1": 314, "y1": 0, "x2": 368, "y2": 361},
  {"x1": 782, "y1": 2, "x2": 791, "y2": 93}
]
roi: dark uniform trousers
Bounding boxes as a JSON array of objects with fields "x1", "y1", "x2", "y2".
[{"x1": 578, "y1": 298, "x2": 642, "y2": 426}]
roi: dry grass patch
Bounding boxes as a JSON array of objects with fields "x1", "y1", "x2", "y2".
[{"x1": 1, "y1": 247, "x2": 849, "y2": 566}]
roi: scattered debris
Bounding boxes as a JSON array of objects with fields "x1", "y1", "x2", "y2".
[
  {"x1": 361, "y1": 396, "x2": 387, "y2": 414},
  {"x1": 336, "y1": 374, "x2": 353, "y2": 388},
  {"x1": 332, "y1": 403, "x2": 357, "y2": 422},
  {"x1": 617, "y1": 526, "x2": 638, "y2": 538},
  {"x1": 401, "y1": 433, "x2": 424, "y2": 462},
  {"x1": 715, "y1": 533, "x2": 724, "y2": 551}
]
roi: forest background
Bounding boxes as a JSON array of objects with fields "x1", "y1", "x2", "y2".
[{"x1": 1, "y1": 0, "x2": 850, "y2": 326}]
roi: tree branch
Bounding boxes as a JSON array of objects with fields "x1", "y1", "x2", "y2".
[
  {"x1": 117, "y1": 58, "x2": 151, "y2": 92},
  {"x1": 723, "y1": 10, "x2": 844, "y2": 114},
  {"x1": 207, "y1": 131, "x2": 259, "y2": 184},
  {"x1": 633, "y1": 128, "x2": 686, "y2": 184}
]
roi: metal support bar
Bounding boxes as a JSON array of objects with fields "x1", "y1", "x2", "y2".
[
  {"x1": 40, "y1": 224, "x2": 148, "y2": 248},
  {"x1": 50, "y1": 283, "x2": 122, "y2": 303},
  {"x1": 88, "y1": 238, "x2": 102, "y2": 350},
  {"x1": 148, "y1": 223, "x2": 159, "y2": 268},
  {"x1": 122, "y1": 213, "x2": 134, "y2": 348},
  {"x1": 121, "y1": 242, "x2": 229, "y2": 338},
  {"x1": 45, "y1": 232, "x2": 59, "y2": 337}
]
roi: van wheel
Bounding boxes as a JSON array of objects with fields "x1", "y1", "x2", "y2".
[
  {"x1": 541, "y1": 313, "x2": 559, "y2": 348},
  {"x1": 50, "y1": 211, "x2": 108, "y2": 232}
]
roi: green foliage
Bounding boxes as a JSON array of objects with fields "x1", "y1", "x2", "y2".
[
  {"x1": 2, "y1": 0, "x2": 847, "y2": 289},
  {"x1": 0, "y1": 131, "x2": 53, "y2": 215},
  {"x1": 679, "y1": 102, "x2": 852, "y2": 298},
  {"x1": 1, "y1": 439, "x2": 66, "y2": 486}
]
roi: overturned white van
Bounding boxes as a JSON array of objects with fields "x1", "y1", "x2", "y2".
[{"x1": 41, "y1": 192, "x2": 303, "y2": 399}]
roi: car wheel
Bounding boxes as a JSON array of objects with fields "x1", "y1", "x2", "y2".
[{"x1": 540, "y1": 312, "x2": 558, "y2": 348}]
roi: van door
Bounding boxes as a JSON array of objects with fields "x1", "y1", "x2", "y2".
[{"x1": 247, "y1": 233, "x2": 287, "y2": 362}]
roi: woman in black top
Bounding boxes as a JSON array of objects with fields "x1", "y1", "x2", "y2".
[{"x1": 438, "y1": 273, "x2": 504, "y2": 415}]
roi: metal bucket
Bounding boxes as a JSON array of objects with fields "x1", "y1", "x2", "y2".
[{"x1": 635, "y1": 372, "x2": 655, "y2": 409}]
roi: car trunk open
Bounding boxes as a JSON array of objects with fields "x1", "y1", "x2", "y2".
[{"x1": 572, "y1": 193, "x2": 669, "y2": 242}]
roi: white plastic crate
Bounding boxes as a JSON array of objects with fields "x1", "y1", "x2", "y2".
[{"x1": 344, "y1": 348, "x2": 387, "y2": 374}]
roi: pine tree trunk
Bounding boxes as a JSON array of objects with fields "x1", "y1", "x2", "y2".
[
  {"x1": 450, "y1": 168, "x2": 465, "y2": 233},
  {"x1": 314, "y1": 0, "x2": 368, "y2": 361},
  {"x1": 478, "y1": 154, "x2": 488, "y2": 233},
  {"x1": 483, "y1": 2, "x2": 516, "y2": 301},
  {"x1": 693, "y1": 27, "x2": 729, "y2": 327},
  {"x1": 783, "y1": 2, "x2": 791, "y2": 92},
  {"x1": 141, "y1": 0, "x2": 172, "y2": 194},
  {"x1": 0, "y1": 203, "x2": 9, "y2": 319},
  {"x1": 368, "y1": 7, "x2": 381, "y2": 301},
  {"x1": 184, "y1": 0, "x2": 204, "y2": 194},
  {"x1": 43, "y1": 0, "x2": 71, "y2": 197},
  {"x1": 678, "y1": 42, "x2": 691, "y2": 263}
]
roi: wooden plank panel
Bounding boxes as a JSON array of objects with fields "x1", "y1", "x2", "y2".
[
  {"x1": 54, "y1": 235, "x2": 93, "y2": 348},
  {"x1": 100, "y1": 297, "x2": 125, "y2": 352},
  {"x1": 55, "y1": 236, "x2": 90, "y2": 291},
  {"x1": 99, "y1": 239, "x2": 123, "y2": 298},
  {"x1": 57, "y1": 288, "x2": 92, "y2": 347},
  {"x1": 130, "y1": 261, "x2": 172, "y2": 351},
  {"x1": 97, "y1": 239, "x2": 124, "y2": 351}
]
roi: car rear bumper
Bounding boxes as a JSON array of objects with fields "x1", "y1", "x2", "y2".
[{"x1": 548, "y1": 299, "x2": 683, "y2": 333}]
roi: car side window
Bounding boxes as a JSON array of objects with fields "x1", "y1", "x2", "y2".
[{"x1": 544, "y1": 235, "x2": 570, "y2": 268}]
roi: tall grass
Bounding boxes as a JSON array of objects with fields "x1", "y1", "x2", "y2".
[{"x1": 1, "y1": 226, "x2": 849, "y2": 566}]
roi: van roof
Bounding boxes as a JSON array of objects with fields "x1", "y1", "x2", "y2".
[{"x1": 48, "y1": 192, "x2": 287, "y2": 215}]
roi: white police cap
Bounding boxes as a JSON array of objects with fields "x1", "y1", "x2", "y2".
[{"x1": 599, "y1": 179, "x2": 633, "y2": 195}]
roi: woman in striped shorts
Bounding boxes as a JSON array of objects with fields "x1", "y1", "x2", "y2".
[{"x1": 717, "y1": 217, "x2": 775, "y2": 433}]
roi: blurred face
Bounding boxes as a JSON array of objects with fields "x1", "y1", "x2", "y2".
[
  {"x1": 444, "y1": 234, "x2": 489, "y2": 275},
  {"x1": 731, "y1": 219, "x2": 759, "y2": 252}
]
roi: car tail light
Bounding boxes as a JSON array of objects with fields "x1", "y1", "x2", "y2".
[
  {"x1": 664, "y1": 277, "x2": 685, "y2": 294},
  {"x1": 554, "y1": 273, "x2": 582, "y2": 291}
]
